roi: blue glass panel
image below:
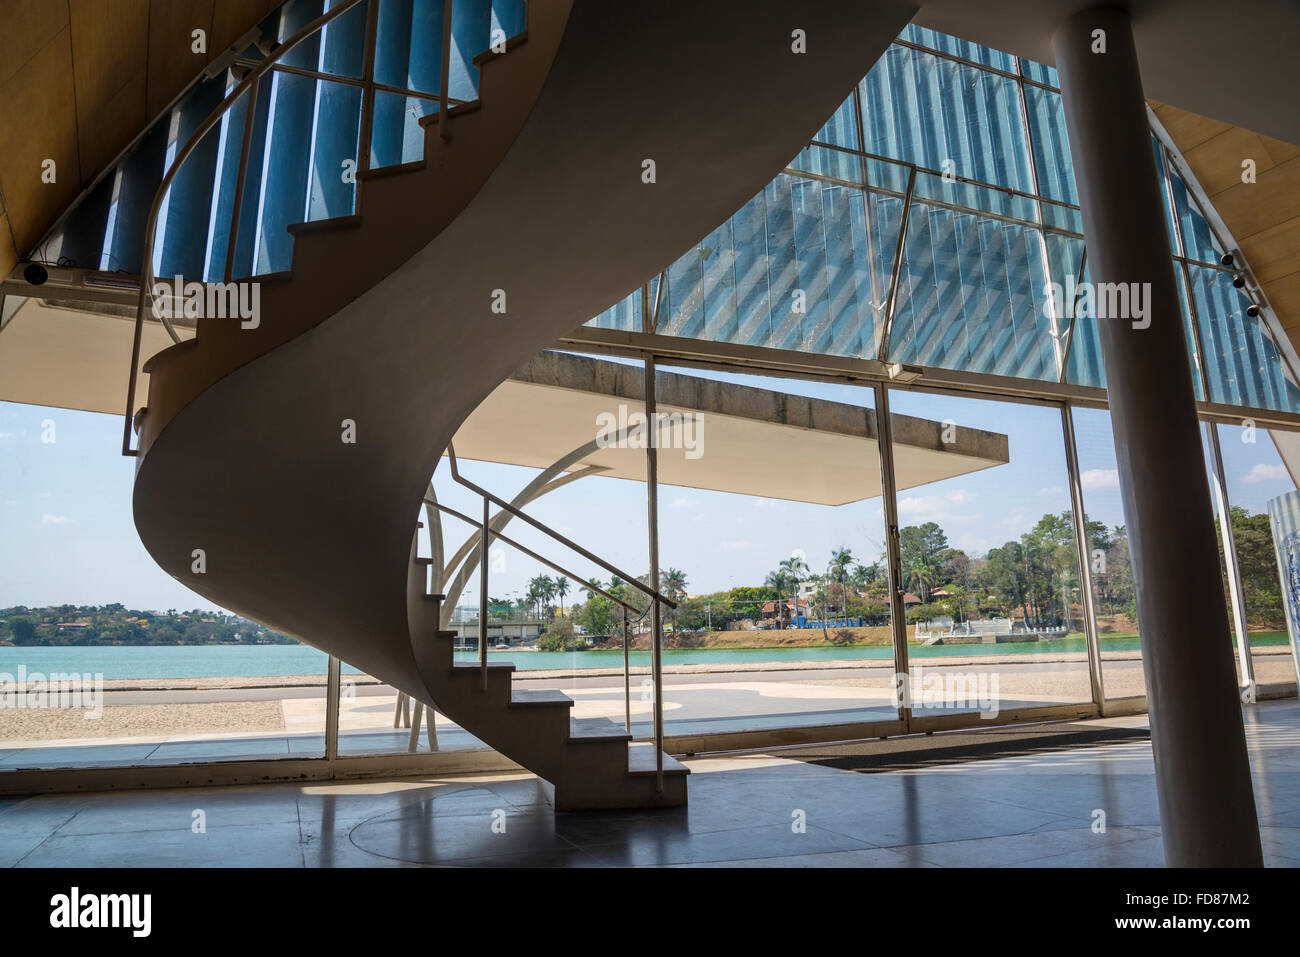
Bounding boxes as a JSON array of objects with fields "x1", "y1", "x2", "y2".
[
  {"x1": 788, "y1": 143, "x2": 862, "y2": 184},
  {"x1": 1023, "y1": 84, "x2": 1077, "y2": 206},
  {"x1": 1189, "y1": 264, "x2": 1300, "y2": 412},
  {"x1": 901, "y1": 24, "x2": 1019, "y2": 73},
  {"x1": 278, "y1": 0, "x2": 368, "y2": 78},
  {"x1": 812, "y1": 93, "x2": 859, "y2": 149},
  {"x1": 448, "y1": 0, "x2": 491, "y2": 100},
  {"x1": 1176, "y1": 264, "x2": 1206, "y2": 401},
  {"x1": 370, "y1": 91, "x2": 437, "y2": 167},
  {"x1": 858, "y1": 44, "x2": 1035, "y2": 194},
  {"x1": 1019, "y1": 58, "x2": 1058, "y2": 89},
  {"x1": 587, "y1": 290, "x2": 640, "y2": 332},
  {"x1": 231, "y1": 71, "x2": 313, "y2": 276},
  {"x1": 1168, "y1": 167, "x2": 1224, "y2": 264},
  {"x1": 887, "y1": 202, "x2": 1059, "y2": 381},
  {"x1": 491, "y1": 0, "x2": 526, "y2": 40},
  {"x1": 375, "y1": 0, "x2": 444, "y2": 96},
  {"x1": 305, "y1": 80, "x2": 362, "y2": 220},
  {"x1": 201, "y1": 85, "x2": 252, "y2": 281},
  {"x1": 102, "y1": 123, "x2": 168, "y2": 275},
  {"x1": 156, "y1": 72, "x2": 229, "y2": 280}
]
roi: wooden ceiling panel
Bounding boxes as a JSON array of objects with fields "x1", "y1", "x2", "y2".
[
  {"x1": 0, "y1": 0, "x2": 68, "y2": 90},
  {"x1": 211, "y1": 0, "x2": 280, "y2": 54},
  {"x1": 69, "y1": 0, "x2": 150, "y2": 185},
  {"x1": 1182, "y1": 126, "x2": 1279, "y2": 196},
  {"x1": 0, "y1": 28, "x2": 80, "y2": 254},
  {"x1": 147, "y1": 0, "x2": 217, "y2": 116}
]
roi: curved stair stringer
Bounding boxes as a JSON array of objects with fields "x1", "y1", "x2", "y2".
[{"x1": 132, "y1": 0, "x2": 919, "y2": 811}]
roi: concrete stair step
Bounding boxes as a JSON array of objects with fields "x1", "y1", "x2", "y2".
[
  {"x1": 509, "y1": 689, "x2": 573, "y2": 708},
  {"x1": 627, "y1": 742, "x2": 689, "y2": 777}
]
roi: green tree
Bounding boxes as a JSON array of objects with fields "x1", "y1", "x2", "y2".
[{"x1": 7, "y1": 616, "x2": 37, "y2": 645}]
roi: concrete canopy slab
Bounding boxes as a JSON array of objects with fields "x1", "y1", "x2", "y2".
[{"x1": 450, "y1": 352, "x2": 1009, "y2": 506}]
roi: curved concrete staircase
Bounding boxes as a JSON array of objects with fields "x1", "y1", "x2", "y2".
[{"x1": 131, "y1": 0, "x2": 916, "y2": 809}]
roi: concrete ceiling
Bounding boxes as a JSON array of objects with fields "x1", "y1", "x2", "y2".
[
  {"x1": 1150, "y1": 100, "x2": 1300, "y2": 355},
  {"x1": 0, "y1": 0, "x2": 279, "y2": 286},
  {"x1": 452, "y1": 353, "x2": 1010, "y2": 506}
]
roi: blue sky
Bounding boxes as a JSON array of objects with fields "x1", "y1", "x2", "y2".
[{"x1": 2, "y1": 385, "x2": 1295, "y2": 611}]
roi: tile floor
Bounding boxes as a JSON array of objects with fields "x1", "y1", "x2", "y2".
[{"x1": 2, "y1": 700, "x2": 1297, "y2": 867}]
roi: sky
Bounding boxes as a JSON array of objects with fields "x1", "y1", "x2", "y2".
[{"x1": 3, "y1": 372, "x2": 1295, "y2": 612}]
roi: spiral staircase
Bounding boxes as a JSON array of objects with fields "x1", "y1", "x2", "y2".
[{"x1": 125, "y1": 0, "x2": 916, "y2": 809}]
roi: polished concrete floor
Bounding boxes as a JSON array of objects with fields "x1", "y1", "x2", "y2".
[{"x1": 2, "y1": 700, "x2": 1298, "y2": 867}]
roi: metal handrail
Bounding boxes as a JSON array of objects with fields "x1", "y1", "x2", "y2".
[
  {"x1": 442, "y1": 440, "x2": 675, "y2": 757},
  {"x1": 445, "y1": 443, "x2": 678, "y2": 611},
  {"x1": 122, "y1": 0, "x2": 370, "y2": 456},
  {"x1": 425, "y1": 497, "x2": 654, "y2": 733}
]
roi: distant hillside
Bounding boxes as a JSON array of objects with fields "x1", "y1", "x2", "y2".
[{"x1": 0, "y1": 604, "x2": 299, "y2": 646}]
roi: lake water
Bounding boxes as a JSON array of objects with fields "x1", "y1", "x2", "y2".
[{"x1": 0, "y1": 634, "x2": 1288, "y2": 680}]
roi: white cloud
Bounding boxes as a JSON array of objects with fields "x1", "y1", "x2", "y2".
[
  {"x1": 1244, "y1": 463, "x2": 1288, "y2": 484},
  {"x1": 0, "y1": 432, "x2": 15, "y2": 440},
  {"x1": 1080, "y1": 468, "x2": 1119, "y2": 491},
  {"x1": 41, "y1": 514, "x2": 73, "y2": 525},
  {"x1": 896, "y1": 488, "x2": 975, "y2": 523},
  {"x1": 715, "y1": 539, "x2": 754, "y2": 552},
  {"x1": 1037, "y1": 486, "x2": 1064, "y2": 496},
  {"x1": 669, "y1": 497, "x2": 697, "y2": 509}
]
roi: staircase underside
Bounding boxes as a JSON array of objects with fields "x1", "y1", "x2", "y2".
[{"x1": 131, "y1": 0, "x2": 918, "y2": 807}]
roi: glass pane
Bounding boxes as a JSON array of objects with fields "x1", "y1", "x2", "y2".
[
  {"x1": 1215, "y1": 422, "x2": 1300, "y2": 690},
  {"x1": 369, "y1": 90, "x2": 437, "y2": 168},
  {"x1": 375, "y1": 0, "x2": 445, "y2": 96},
  {"x1": 889, "y1": 390, "x2": 1092, "y2": 715},
  {"x1": 0, "y1": 403, "x2": 330, "y2": 769},
  {"x1": 859, "y1": 44, "x2": 1035, "y2": 194},
  {"x1": 654, "y1": 366, "x2": 899, "y2": 735},
  {"x1": 653, "y1": 173, "x2": 880, "y2": 360},
  {"x1": 1070, "y1": 407, "x2": 1142, "y2": 701},
  {"x1": 276, "y1": 0, "x2": 368, "y2": 79},
  {"x1": 901, "y1": 24, "x2": 1019, "y2": 73},
  {"x1": 1189, "y1": 264, "x2": 1300, "y2": 413}
]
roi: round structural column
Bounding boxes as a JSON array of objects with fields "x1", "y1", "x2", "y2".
[{"x1": 1053, "y1": 7, "x2": 1262, "y2": 866}]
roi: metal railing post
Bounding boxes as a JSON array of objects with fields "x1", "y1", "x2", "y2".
[
  {"x1": 1062, "y1": 402, "x2": 1107, "y2": 710},
  {"x1": 645, "y1": 355, "x2": 664, "y2": 792},
  {"x1": 223, "y1": 72, "x2": 260, "y2": 284},
  {"x1": 479, "y1": 494, "x2": 489, "y2": 689},
  {"x1": 622, "y1": 606, "x2": 630, "y2": 733},
  {"x1": 438, "y1": 0, "x2": 454, "y2": 139}
]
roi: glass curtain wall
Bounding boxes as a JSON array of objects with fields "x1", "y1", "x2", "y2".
[
  {"x1": 886, "y1": 389, "x2": 1093, "y2": 716},
  {"x1": 1068, "y1": 406, "x2": 1144, "y2": 703},
  {"x1": 651, "y1": 363, "x2": 900, "y2": 739},
  {"x1": 588, "y1": 25, "x2": 1300, "y2": 416},
  {"x1": 1214, "y1": 422, "x2": 1300, "y2": 693},
  {"x1": 0, "y1": 404, "x2": 331, "y2": 770}
]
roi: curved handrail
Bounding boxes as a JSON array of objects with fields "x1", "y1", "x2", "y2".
[
  {"x1": 425, "y1": 499, "x2": 648, "y2": 619},
  {"x1": 445, "y1": 443, "x2": 679, "y2": 611},
  {"x1": 122, "y1": 0, "x2": 371, "y2": 456}
]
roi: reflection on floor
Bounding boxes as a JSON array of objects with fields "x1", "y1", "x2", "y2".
[{"x1": 2, "y1": 700, "x2": 1298, "y2": 867}]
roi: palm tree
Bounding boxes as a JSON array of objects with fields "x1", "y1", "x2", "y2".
[
  {"x1": 829, "y1": 546, "x2": 854, "y2": 613},
  {"x1": 778, "y1": 554, "x2": 809, "y2": 624},
  {"x1": 764, "y1": 569, "x2": 791, "y2": 626},
  {"x1": 556, "y1": 576, "x2": 570, "y2": 617}
]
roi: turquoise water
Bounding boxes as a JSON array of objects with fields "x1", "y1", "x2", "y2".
[{"x1": 0, "y1": 634, "x2": 1288, "y2": 680}]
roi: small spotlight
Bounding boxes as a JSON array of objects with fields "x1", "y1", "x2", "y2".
[
  {"x1": 1246, "y1": 304, "x2": 1261, "y2": 318},
  {"x1": 22, "y1": 262, "x2": 48, "y2": 286},
  {"x1": 1232, "y1": 273, "x2": 1246, "y2": 288},
  {"x1": 1220, "y1": 253, "x2": 1235, "y2": 267}
]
